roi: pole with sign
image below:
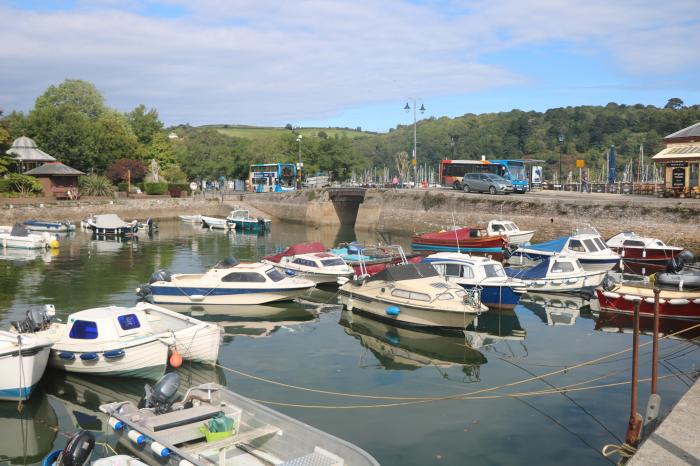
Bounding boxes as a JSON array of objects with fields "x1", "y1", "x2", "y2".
[{"x1": 576, "y1": 159, "x2": 585, "y2": 192}]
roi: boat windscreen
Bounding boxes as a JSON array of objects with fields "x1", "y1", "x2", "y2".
[
  {"x1": 367, "y1": 263, "x2": 439, "y2": 282},
  {"x1": 215, "y1": 256, "x2": 240, "y2": 268},
  {"x1": 10, "y1": 223, "x2": 30, "y2": 237}
]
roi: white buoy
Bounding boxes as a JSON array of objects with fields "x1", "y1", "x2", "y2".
[
  {"x1": 151, "y1": 442, "x2": 170, "y2": 457},
  {"x1": 108, "y1": 417, "x2": 124, "y2": 431},
  {"x1": 128, "y1": 429, "x2": 145, "y2": 445}
]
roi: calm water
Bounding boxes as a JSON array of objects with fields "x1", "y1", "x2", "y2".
[{"x1": 1, "y1": 220, "x2": 699, "y2": 466}]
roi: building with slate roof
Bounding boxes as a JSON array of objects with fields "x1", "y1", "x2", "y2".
[
  {"x1": 652, "y1": 121, "x2": 700, "y2": 197},
  {"x1": 24, "y1": 161, "x2": 84, "y2": 199},
  {"x1": 5, "y1": 136, "x2": 56, "y2": 172}
]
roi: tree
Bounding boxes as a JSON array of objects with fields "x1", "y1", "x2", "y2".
[
  {"x1": 1, "y1": 173, "x2": 43, "y2": 195},
  {"x1": 128, "y1": 104, "x2": 164, "y2": 145},
  {"x1": 285, "y1": 123, "x2": 293, "y2": 130},
  {"x1": 89, "y1": 110, "x2": 143, "y2": 171},
  {"x1": 0, "y1": 110, "x2": 12, "y2": 174},
  {"x1": 665, "y1": 98, "x2": 684, "y2": 110},
  {"x1": 317, "y1": 130, "x2": 328, "y2": 139},
  {"x1": 162, "y1": 164, "x2": 187, "y2": 183},
  {"x1": 106, "y1": 159, "x2": 147, "y2": 183},
  {"x1": 145, "y1": 132, "x2": 177, "y2": 169},
  {"x1": 34, "y1": 79, "x2": 105, "y2": 119}
]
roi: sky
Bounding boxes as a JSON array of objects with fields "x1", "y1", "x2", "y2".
[{"x1": 1, "y1": 0, "x2": 699, "y2": 132}]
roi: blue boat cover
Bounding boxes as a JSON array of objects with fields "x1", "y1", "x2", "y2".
[
  {"x1": 505, "y1": 257, "x2": 551, "y2": 279},
  {"x1": 522, "y1": 236, "x2": 568, "y2": 253}
]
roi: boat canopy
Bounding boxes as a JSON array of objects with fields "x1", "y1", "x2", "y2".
[
  {"x1": 505, "y1": 258, "x2": 551, "y2": 279},
  {"x1": 10, "y1": 223, "x2": 31, "y2": 237},
  {"x1": 414, "y1": 227, "x2": 480, "y2": 241},
  {"x1": 521, "y1": 237, "x2": 567, "y2": 253},
  {"x1": 264, "y1": 242, "x2": 326, "y2": 263},
  {"x1": 92, "y1": 214, "x2": 130, "y2": 228},
  {"x1": 367, "y1": 263, "x2": 439, "y2": 283}
]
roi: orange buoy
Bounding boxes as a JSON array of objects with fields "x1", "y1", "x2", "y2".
[{"x1": 169, "y1": 349, "x2": 182, "y2": 368}]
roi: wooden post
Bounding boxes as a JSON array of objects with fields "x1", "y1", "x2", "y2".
[
  {"x1": 127, "y1": 169, "x2": 131, "y2": 197},
  {"x1": 625, "y1": 300, "x2": 643, "y2": 446}
]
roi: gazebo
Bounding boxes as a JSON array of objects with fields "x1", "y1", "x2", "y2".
[
  {"x1": 652, "y1": 122, "x2": 700, "y2": 197},
  {"x1": 6, "y1": 136, "x2": 56, "y2": 173},
  {"x1": 24, "y1": 162, "x2": 84, "y2": 199}
]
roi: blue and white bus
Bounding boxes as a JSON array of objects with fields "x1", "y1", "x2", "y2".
[
  {"x1": 440, "y1": 159, "x2": 529, "y2": 193},
  {"x1": 249, "y1": 163, "x2": 297, "y2": 192}
]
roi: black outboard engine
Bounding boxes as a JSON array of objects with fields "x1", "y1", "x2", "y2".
[
  {"x1": 148, "y1": 270, "x2": 172, "y2": 284},
  {"x1": 13, "y1": 305, "x2": 55, "y2": 333},
  {"x1": 601, "y1": 274, "x2": 618, "y2": 291},
  {"x1": 138, "y1": 372, "x2": 181, "y2": 414},
  {"x1": 678, "y1": 250, "x2": 695, "y2": 266},
  {"x1": 55, "y1": 430, "x2": 95, "y2": 466}
]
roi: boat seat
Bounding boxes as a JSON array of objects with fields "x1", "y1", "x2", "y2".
[
  {"x1": 182, "y1": 424, "x2": 280, "y2": 455},
  {"x1": 278, "y1": 447, "x2": 343, "y2": 466},
  {"x1": 142, "y1": 404, "x2": 226, "y2": 444}
]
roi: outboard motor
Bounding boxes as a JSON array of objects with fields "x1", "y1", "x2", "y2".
[
  {"x1": 53, "y1": 430, "x2": 95, "y2": 466},
  {"x1": 148, "y1": 270, "x2": 172, "y2": 284},
  {"x1": 678, "y1": 250, "x2": 695, "y2": 266},
  {"x1": 138, "y1": 372, "x2": 181, "y2": 414},
  {"x1": 601, "y1": 274, "x2": 618, "y2": 291},
  {"x1": 135, "y1": 284, "x2": 152, "y2": 301},
  {"x1": 13, "y1": 304, "x2": 56, "y2": 333}
]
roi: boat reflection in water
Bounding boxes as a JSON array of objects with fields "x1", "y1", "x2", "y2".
[
  {"x1": 339, "y1": 310, "x2": 487, "y2": 380},
  {"x1": 463, "y1": 308, "x2": 527, "y2": 350},
  {"x1": 594, "y1": 310, "x2": 700, "y2": 342},
  {"x1": 518, "y1": 292, "x2": 593, "y2": 326},
  {"x1": 0, "y1": 392, "x2": 58, "y2": 465},
  {"x1": 0, "y1": 247, "x2": 55, "y2": 263},
  {"x1": 159, "y1": 302, "x2": 322, "y2": 338}
]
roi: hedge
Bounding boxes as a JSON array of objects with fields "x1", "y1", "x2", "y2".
[
  {"x1": 167, "y1": 183, "x2": 191, "y2": 197},
  {"x1": 144, "y1": 182, "x2": 168, "y2": 195}
]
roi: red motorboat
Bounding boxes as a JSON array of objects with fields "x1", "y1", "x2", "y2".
[
  {"x1": 596, "y1": 283, "x2": 700, "y2": 320},
  {"x1": 605, "y1": 232, "x2": 684, "y2": 263},
  {"x1": 411, "y1": 227, "x2": 508, "y2": 256},
  {"x1": 594, "y1": 310, "x2": 700, "y2": 341}
]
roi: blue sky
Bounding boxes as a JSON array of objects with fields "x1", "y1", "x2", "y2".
[{"x1": 1, "y1": 0, "x2": 698, "y2": 132}]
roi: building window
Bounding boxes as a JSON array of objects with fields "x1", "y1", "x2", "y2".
[{"x1": 690, "y1": 163, "x2": 699, "y2": 188}]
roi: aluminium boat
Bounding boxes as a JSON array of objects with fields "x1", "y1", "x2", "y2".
[
  {"x1": 262, "y1": 242, "x2": 354, "y2": 285},
  {"x1": 141, "y1": 257, "x2": 315, "y2": 305},
  {"x1": 100, "y1": 373, "x2": 380, "y2": 466},
  {"x1": 339, "y1": 262, "x2": 487, "y2": 330},
  {"x1": 486, "y1": 220, "x2": 535, "y2": 246},
  {"x1": 0, "y1": 328, "x2": 52, "y2": 401},
  {"x1": 505, "y1": 256, "x2": 607, "y2": 296}
]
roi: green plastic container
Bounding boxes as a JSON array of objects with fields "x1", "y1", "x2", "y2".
[{"x1": 199, "y1": 424, "x2": 233, "y2": 442}]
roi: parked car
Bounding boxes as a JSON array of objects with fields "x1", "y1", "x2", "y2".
[{"x1": 462, "y1": 173, "x2": 514, "y2": 194}]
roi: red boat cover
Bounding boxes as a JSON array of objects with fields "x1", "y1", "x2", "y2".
[{"x1": 263, "y1": 242, "x2": 327, "y2": 263}]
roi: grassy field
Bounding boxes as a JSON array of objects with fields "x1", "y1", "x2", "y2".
[{"x1": 201, "y1": 124, "x2": 376, "y2": 140}]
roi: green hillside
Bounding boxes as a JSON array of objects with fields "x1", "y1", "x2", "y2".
[{"x1": 201, "y1": 124, "x2": 375, "y2": 140}]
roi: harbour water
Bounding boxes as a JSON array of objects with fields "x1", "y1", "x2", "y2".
[{"x1": 1, "y1": 220, "x2": 698, "y2": 465}]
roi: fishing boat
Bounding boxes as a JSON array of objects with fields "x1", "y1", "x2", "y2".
[
  {"x1": 505, "y1": 256, "x2": 607, "y2": 296},
  {"x1": 486, "y1": 220, "x2": 535, "y2": 246},
  {"x1": 100, "y1": 373, "x2": 380, "y2": 466},
  {"x1": 86, "y1": 214, "x2": 139, "y2": 237},
  {"x1": 606, "y1": 232, "x2": 685, "y2": 263},
  {"x1": 226, "y1": 209, "x2": 272, "y2": 232},
  {"x1": 262, "y1": 242, "x2": 354, "y2": 285},
  {"x1": 11, "y1": 302, "x2": 222, "y2": 379},
  {"x1": 422, "y1": 252, "x2": 526, "y2": 309},
  {"x1": 22, "y1": 220, "x2": 75, "y2": 233},
  {"x1": 200, "y1": 215, "x2": 229, "y2": 230},
  {"x1": 330, "y1": 243, "x2": 423, "y2": 277},
  {"x1": 179, "y1": 214, "x2": 202, "y2": 224},
  {"x1": 411, "y1": 227, "x2": 508, "y2": 257},
  {"x1": 140, "y1": 257, "x2": 316, "y2": 305},
  {"x1": 0, "y1": 328, "x2": 52, "y2": 400},
  {"x1": 510, "y1": 227, "x2": 619, "y2": 272},
  {"x1": 338, "y1": 262, "x2": 486, "y2": 330},
  {"x1": 0, "y1": 224, "x2": 59, "y2": 249}
]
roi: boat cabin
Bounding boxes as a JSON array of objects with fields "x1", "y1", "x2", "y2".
[
  {"x1": 487, "y1": 220, "x2": 521, "y2": 235},
  {"x1": 65, "y1": 307, "x2": 152, "y2": 342},
  {"x1": 509, "y1": 256, "x2": 584, "y2": 281},
  {"x1": 208, "y1": 257, "x2": 286, "y2": 283},
  {"x1": 282, "y1": 252, "x2": 347, "y2": 269},
  {"x1": 424, "y1": 253, "x2": 507, "y2": 281},
  {"x1": 607, "y1": 232, "x2": 670, "y2": 249},
  {"x1": 229, "y1": 209, "x2": 250, "y2": 219}
]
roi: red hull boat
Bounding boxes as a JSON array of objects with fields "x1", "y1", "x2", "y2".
[
  {"x1": 594, "y1": 310, "x2": 700, "y2": 341},
  {"x1": 596, "y1": 284, "x2": 700, "y2": 320},
  {"x1": 411, "y1": 228, "x2": 508, "y2": 255},
  {"x1": 351, "y1": 254, "x2": 423, "y2": 277},
  {"x1": 606, "y1": 232, "x2": 684, "y2": 263}
]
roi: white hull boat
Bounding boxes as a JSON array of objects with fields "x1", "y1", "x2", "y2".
[
  {"x1": 486, "y1": 220, "x2": 535, "y2": 246},
  {"x1": 87, "y1": 214, "x2": 139, "y2": 237},
  {"x1": 262, "y1": 242, "x2": 354, "y2": 285},
  {"x1": 200, "y1": 216, "x2": 229, "y2": 230},
  {"x1": 100, "y1": 375, "x2": 380, "y2": 466},
  {"x1": 505, "y1": 256, "x2": 607, "y2": 295},
  {"x1": 1, "y1": 224, "x2": 58, "y2": 249},
  {"x1": 179, "y1": 214, "x2": 202, "y2": 223},
  {"x1": 22, "y1": 220, "x2": 76, "y2": 233},
  {"x1": 0, "y1": 330, "x2": 52, "y2": 400},
  {"x1": 12, "y1": 303, "x2": 222, "y2": 379},
  {"x1": 141, "y1": 257, "x2": 316, "y2": 305}
]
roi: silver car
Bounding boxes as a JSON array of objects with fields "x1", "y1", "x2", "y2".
[{"x1": 462, "y1": 173, "x2": 514, "y2": 194}]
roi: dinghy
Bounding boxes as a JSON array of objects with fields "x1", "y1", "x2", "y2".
[
  {"x1": 0, "y1": 328, "x2": 52, "y2": 401},
  {"x1": 100, "y1": 373, "x2": 380, "y2": 466},
  {"x1": 12, "y1": 303, "x2": 222, "y2": 379},
  {"x1": 200, "y1": 216, "x2": 229, "y2": 230}
]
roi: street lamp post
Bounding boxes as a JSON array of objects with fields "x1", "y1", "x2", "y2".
[
  {"x1": 558, "y1": 133, "x2": 564, "y2": 190},
  {"x1": 404, "y1": 100, "x2": 426, "y2": 188},
  {"x1": 296, "y1": 134, "x2": 303, "y2": 190}
]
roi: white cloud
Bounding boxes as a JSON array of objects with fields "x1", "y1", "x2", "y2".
[{"x1": 0, "y1": 0, "x2": 698, "y2": 127}]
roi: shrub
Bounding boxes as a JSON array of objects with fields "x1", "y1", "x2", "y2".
[
  {"x1": 422, "y1": 191, "x2": 447, "y2": 211},
  {"x1": 0, "y1": 173, "x2": 44, "y2": 196},
  {"x1": 144, "y1": 182, "x2": 168, "y2": 195},
  {"x1": 162, "y1": 165, "x2": 187, "y2": 183},
  {"x1": 79, "y1": 174, "x2": 115, "y2": 197},
  {"x1": 106, "y1": 159, "x2": 146, "y2": 183},
  {"x1": 117, "y1": 181, "x2": 128, "y2": 192},
  {"x1": 167, "y1": 183, "x2": 191, "y2": 197}
]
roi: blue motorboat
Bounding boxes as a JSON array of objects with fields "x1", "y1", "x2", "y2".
[
  {"x1": 23, "y1": 220, "x2": 75, "y2": 233},
  {"x1": 422, "y1": 252, "x2": 526, "y2": 309}
]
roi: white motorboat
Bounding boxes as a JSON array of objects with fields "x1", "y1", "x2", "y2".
[
  {"x1": 510, "y1": 227, "x2": 620, "y2": 272},
  {"x1": 486, "y1": 220, "x2": 535, "y2": 246},
  {"x1": 339, "y1": 262, "x2": 486, "y2": 330},
  {"x1": 100, "y1": 373, "x2": 380, "y2": 466},
  {"x1": 86, "y1": 214, "x2": 139, "y2": 237},
  {"x1": 200, "y1": 215, "x2": 229, "y2": 230},
  {"x1": 505, "y1": 256, "x2": 607, "y2": 295},
  {"x1": 0, "y1": 224, "x2": 59, "y2": 249},
  {"x1": 0, "y1": 327, "x2": 52, "y2": 401},
  {"x1": 422, "y1": 252, "x2": 526, "y2": 309},
  {"x1": 22, "y1": 220, "x2": 76, "y2": 233},
  {"x1": 140, "y1": 257, "x2": 316, "y2": 305},
  {"x1": 262, "y1": 242, "x2": 354, "y2": 285},
  {"x1": 226, "y1": 209, "x2": 272, "y2": 232},
  {"x1": 179, "y1": 214, "x2": 202, "y2": 223},
  {"x1": 12, "y1": 303, "x2": 222, "y2": 379}
]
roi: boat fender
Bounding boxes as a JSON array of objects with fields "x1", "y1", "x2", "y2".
[
  {"x1": 668, "y1": 299, "x2": 690, "y2": 306},
  {"x1": 128, "y1": 429, "x2": 145, "y2": 445},
  {"x1": 59, "y1": 352, "x2": 76, "y2": 360},
  {"x1": 50, "y1": 238, "x2": 60, "y2": 249},
  {"x1": 151, "y1": 442, "x2": 170, "y2": 457},
  {"x1": 108, "y1": 417, "x2": 124, "y2": 431},
  {"x1": 601, "y1": 291, "x2": 621, "y2": 299},
  {"x1": 285, "y1": 269, "x2": 296, "y2": 276},
  {"x1": 103, "y1": 349, "x2": 125, "y2": 359},
  {"x1": 622, "y1": 295, "x2": 642, "y2": 302},
  {"x1": 693, "y1": 299, "x2": 700, "y2": 305},
  {"x1": 386, "y1": 306, "x2": 400, "y2": 317},
  {"x1": 80, "y1": 352, "x2": 99, "y2": 361},
  {"x1": 169, "y1": 349, "x2": 183, "y2": 368}
]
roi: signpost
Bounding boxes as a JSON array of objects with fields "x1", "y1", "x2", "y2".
[{"x1": 576, "y1": 160, "x2": 585, "y2": 192}]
